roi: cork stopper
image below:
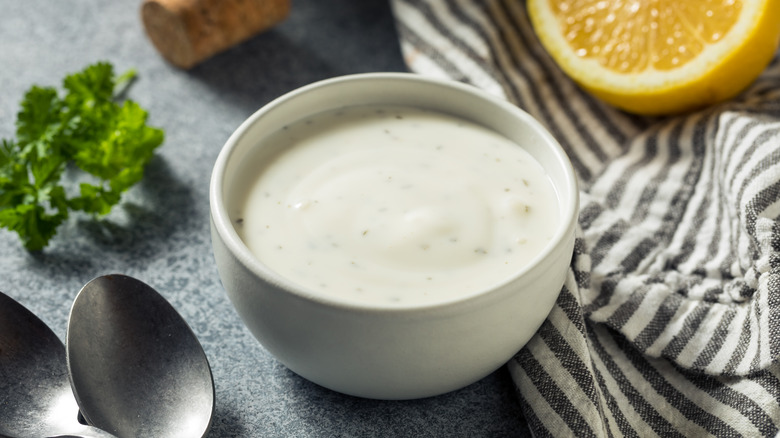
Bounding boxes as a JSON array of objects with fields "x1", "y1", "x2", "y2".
[{"x1": 141, "y1": 0, "x2": 290, "y2": 69}]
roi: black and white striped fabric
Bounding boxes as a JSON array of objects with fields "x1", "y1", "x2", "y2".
[{"x1": 390, "y1": 1, "x2": 780, "y2": 436}]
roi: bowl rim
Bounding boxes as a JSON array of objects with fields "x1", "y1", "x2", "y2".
[{"x1": 209, "y1": 72, "x2": 579, "y2": 314}]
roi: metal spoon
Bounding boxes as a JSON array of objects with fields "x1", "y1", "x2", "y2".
[
  {"x1": 66, "y1": 274, "x2": 215, "y2": 438},
  {"x1": 0, "y1": 291, "x2": 116, "y2": 438}
]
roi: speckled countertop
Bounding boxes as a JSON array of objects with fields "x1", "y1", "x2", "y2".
[{"x1": 0, "y1": 0, "x2": 529, "y2": 436}]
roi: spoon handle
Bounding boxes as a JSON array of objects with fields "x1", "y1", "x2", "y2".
[
  {"x1": 48, "y1": 436, "x2": 115, "y2": 438},
  {"x1": 48, "y1": 435, "x2": 116, "y2": 438},
  {"x1": 48, "y1": 425, "x2": 118, "y2": 438}
]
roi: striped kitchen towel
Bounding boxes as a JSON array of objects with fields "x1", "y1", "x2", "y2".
[{"x1": 390, "y1": 1, "x2": 780, "y2": 436}]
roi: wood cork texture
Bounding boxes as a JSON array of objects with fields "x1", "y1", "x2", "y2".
[{"x1": 141, "y1": 0, "x2": 290, "y2": 69}]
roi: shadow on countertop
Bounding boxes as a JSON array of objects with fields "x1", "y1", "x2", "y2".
[
  {"x1": 73, "y1": 156, "x2": 198, "y2": 255},
  {"x1": 204, "y1": 365, "x2": 529, "y2": 438},
  {"x1": 185, "y1": 0, "x2": 408, "y2": 111}
]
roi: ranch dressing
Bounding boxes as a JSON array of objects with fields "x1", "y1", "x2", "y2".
[{"x1": 234, "y1": 105, "x2": 559, "y2": 306}]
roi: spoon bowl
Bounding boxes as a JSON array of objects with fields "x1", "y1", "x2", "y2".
[
  {"x1": 66, "y1": 274, "x2": 215, "y2": 438},
  {"x1": 0, "y1": 291, "x2": 115, "y2": 438}
]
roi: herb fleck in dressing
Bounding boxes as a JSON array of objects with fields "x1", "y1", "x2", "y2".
[{"x1": 235, "y1": 106, "x2": 559, "y2": 306}]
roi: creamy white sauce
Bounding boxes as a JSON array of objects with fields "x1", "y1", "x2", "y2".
[{"x1": 234, "y1": 105, "x2": 559, "y2": 306}]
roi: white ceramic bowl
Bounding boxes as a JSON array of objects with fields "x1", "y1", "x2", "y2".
[{"x1": 210, "y1": 73, "x2": 578, "y2": 400}]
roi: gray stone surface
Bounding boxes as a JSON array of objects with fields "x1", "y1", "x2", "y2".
[{"x1": 0, "y1": 0, "x2": 529, "y2": 436}]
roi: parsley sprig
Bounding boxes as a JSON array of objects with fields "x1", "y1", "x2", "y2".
[{"x1": 0, "y1": 62, "x2": 164, "y2": 251}]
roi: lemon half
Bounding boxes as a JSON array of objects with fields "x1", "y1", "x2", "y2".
[{"x1": 528, "y1": 0, "x2": 780, "y2": 115}]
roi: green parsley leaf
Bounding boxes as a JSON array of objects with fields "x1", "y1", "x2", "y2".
[{"x1": 0, "y1": 62, "x2": 164, "y2": 251}]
